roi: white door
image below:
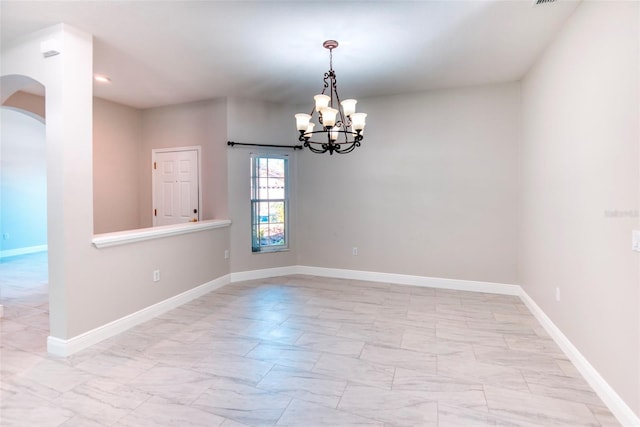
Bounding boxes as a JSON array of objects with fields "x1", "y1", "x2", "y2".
[{"x1": 153, "y1": 149, "x2": 199, "y2": 226}]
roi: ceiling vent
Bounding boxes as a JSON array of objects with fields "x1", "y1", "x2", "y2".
[{"x1": 532, "y1": 0, "x2": 556, "y2": 6}]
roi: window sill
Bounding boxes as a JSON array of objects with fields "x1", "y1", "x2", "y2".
[
  {"x1": 92, "y1": 219, "x2": 232, "y2": 248},
  {"x1": 252, "y1": 247, "x2": 290, "y2": 254}
]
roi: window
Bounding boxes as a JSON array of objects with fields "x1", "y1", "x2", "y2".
[{"x1": 251, "y1": 154, "x2": 289, "y2": 252}]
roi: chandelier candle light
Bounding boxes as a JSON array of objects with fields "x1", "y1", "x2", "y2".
[{"x1": 295, "y1": 40, "x2": 367, "y2": 155}]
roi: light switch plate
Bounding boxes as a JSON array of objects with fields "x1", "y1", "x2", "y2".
[{"x1": 632, "y1": 230, "x2": 640, "y2": 252}]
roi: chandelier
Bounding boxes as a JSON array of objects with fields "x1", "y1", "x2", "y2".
[{"x1": 294, "y1": 40, "x2": 367, "y2": 155}]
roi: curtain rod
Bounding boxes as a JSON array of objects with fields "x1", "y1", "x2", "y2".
[{"x1": 227, "y1": 141, "x2": 303, "y2": 150}]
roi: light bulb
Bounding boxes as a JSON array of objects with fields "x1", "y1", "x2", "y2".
[
  {"x1": 304, "y1": 123, "x2": 315, "y2": 138},
  {"x1": 341, "y1": 99, "x2": 357, "y2": 117},
  {"x1": 351, "y1": 112, "x2": 367, "y2": 131},
  {"x1": 314, "y1": 94, "x2": 330, "y2": 111},
  {"x1": 321, "y1": 108, "x2": 338, "y2": 127},
  {"x1": 330, "y1": 126, "x2": 339, "y2": 141},
  {"x1": 295, "y1": 113, "x2": 311, "y2": 131}
]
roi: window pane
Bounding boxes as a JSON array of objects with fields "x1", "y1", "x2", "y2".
[
  {"x1": 257, "y1": 177, "x2": 270, "y2": 199},
  {"x1": 267, "y1": 223, "x2": 285, "y2": 246},
  {"x1": 251, "y1": 156, "x2": 288, "y2": 252},
  {"x1": 258, "y1": 158, "x2": 269, "y2": 175},
  {"x1": 256, "y1": 217, "x2": 285, "y2": 246},
  {"x1": 269, "y1": 201, "x2": 285, "y2": 223},
  {"x1": 259, "y1": 224, "x2": 270, "y2": 246},
  {"x1": 267, "y1": 158, "x2": 285, "y2": 178},
  {"x1": 258, "y1": 202, "x2": 269, "y2": 223},
  {"x1": 268, "y1": 178, "x2": 285, "y2": 199}
]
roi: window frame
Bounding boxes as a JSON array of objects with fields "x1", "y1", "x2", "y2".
[{"x1": 250, "y1": 153, "x2": 290, "y2": 253}]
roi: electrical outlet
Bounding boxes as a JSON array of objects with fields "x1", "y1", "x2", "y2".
[
  {"x1": 224, "y1": 249, "x2": 229, "y2": 259},
  {"x1": 555, "y1": 287, "x2": 560, "y2": 302},
  {"x1": 352, "y1": 247, "x2": 358, "y2": 256},
  {"x1": 2, "y1": 233, "x2": 8, "y2": 240},
  {"x1": 153, "y1": 270, "x2": 160, "y2": 282}
]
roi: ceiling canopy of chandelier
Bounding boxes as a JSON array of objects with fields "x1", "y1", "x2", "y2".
[{"x1": 295, "y1": 40, "x2": 367, "y2": 155}]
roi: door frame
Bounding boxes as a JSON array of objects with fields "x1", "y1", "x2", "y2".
[{"x1": 151, "y1": 146, "x2": 202, "y2": 226}]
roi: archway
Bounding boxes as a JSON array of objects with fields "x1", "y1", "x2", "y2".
[{"x1": 0, "y1": 76, "x2": 49, "y2": 352}]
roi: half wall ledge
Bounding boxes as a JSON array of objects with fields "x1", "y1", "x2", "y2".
[{"x1": 92, "y1": 219, "x2": 232, "y2": 248}]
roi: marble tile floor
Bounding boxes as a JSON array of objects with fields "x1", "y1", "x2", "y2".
[{"x1": 0, "y1": 253, "x2": 620, "y2": 426}]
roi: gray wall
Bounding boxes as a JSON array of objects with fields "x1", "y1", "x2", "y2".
[
  {"x1": 92, "y1": 97, "x2": 229, "y2": 233},
  {"x1": 297, "y1": 83, "x2": 520, "y2": 285},
  {"x1": 93, "y1": 85, "x2": 522, "y2": 288},
  {"x1": 226, "y1": 97, "x2": 299, "y2": 273},
  {"x1": 520, "y1": 1, "x2": 639, "y2": 413},
  {"x1": 140, "y1": 99, "x2": 229, "y2": 228}
]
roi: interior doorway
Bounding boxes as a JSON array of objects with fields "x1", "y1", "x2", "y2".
[
  {"x1": 152, "y1": 146, "x2": 201, "y2": 226},
  {"x1": 0, "y1": 81, "x2": 50, "y2": 354}
]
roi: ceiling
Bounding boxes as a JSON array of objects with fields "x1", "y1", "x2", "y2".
[{"x1": 1, "y1": 0, "x2": 580, "y2": 110}]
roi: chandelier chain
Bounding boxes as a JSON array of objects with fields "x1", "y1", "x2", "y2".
[{"x1": 329, "y1": 47, "x2": 333, "y2": 72}]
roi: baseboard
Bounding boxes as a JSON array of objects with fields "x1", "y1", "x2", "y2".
[
  {"x1": 295, "y1": 265, "x2": 520, "y2": 295},
  {"x1": 47, "y1": 266, "x2": 514, "y2": 356},
  {"x1": 0, "y1": 304, "x2": 3, "y2": 318},
  {"x1": 47, "y1": 274, "x2": 231, "y2": 357},
  {"x1": 519, "y1": 289, "x2": 640, "y2": 427},
  {"x1": 0, "y1": 244, "x2": 47, "y2": 259},
  {"x1": 230, "y1": 265, "x2": 299, "y2": 283}
]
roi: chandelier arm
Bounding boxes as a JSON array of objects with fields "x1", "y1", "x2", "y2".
[
  {"x1": 344, "y1": 140, "x2": 361, "y2": 152},
  {"x1": 302, "y1": 138, "x2": 360, "y2": 155},
  {"x1": 303, "y1": 141, "x2": 328, "y2": 154},
  {"x1": 331, "y1": 72, "x2": 342, "y2": 111},
  {"x1": 329, "y1": 72, "x2": 353, "y2": 144},
  {"x1": 334, "y1": 143, "x2": 357, "y2": 154},
  {"x1": 327, "y1": 71, "x2": 336, "y2": 110},
  {"x1": 334, "y1": 122, "x2": 352, "y2": 144},
  {"x1": 300, "y1": 129, "x2": 362, "y2": 146},
  {"x1": 333, "y1": 72, "x2": 338, "y2": 111}
]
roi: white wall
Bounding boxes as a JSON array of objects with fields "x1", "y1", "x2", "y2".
[
  {"x1": 93, "y1": 98, "x2": 142, "y2": 233},
  {"x1": 226, "y1": 97, "x2": 299, "y2": 273},
  {"x1": 0, "y1": 108, "x2": 47, "y2": 253},
  {"x1": 520, "y1": 1, "x2": 639, "y2": 414},
  {"x1": 298, "y1": 83, "x2": 520, "y2": 285},
  {"x1": 0, "y1": 24, "x2": 97, "y2": 338}
]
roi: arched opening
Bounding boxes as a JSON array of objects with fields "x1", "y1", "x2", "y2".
[{"x1": 0, "y1": 75, "x2": 49, "y2": 353}]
